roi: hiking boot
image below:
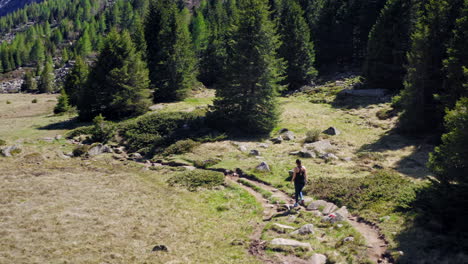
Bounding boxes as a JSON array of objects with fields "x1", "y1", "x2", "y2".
[{"x1": 299, "y1": 200, "x2": 305, "y2": 206}]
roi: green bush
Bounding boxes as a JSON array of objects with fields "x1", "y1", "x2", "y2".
[
  {"x1": 65, "y1": 126, "x2": 94, "y2": 139},
  {"x1": 90, "y1": 114, "x2": 115, "y2": 143},
  {"x1": 72, "y1": 145, "x2": 90, "y2": 157},
  {"x1": 119, "y1": 111, "x2": 204, "y2": 154},
  {"x1": 193, "y1": 158, "x2": 221, "y2": 169},
  {"x1": 376, "y1": 108, "x2": 395, "y2": 120},
  {"x1": 6, "y1": 100, "x2": 11, "y2": 104},
  {"x1": 0, "y1": 139, "x2": 5, "y2": 146},
  {"x1": 305, "y1": 129, "x2": 321, "y2": 143},
  {"x1": 32, "y1": 98, "x2": 38, "y2": 103},
  {"x1": 163, "y1": 139, "x2": 200, "y2": 156},
  {"x1": 168, "y1": 170, "x2": 225, "y2": 191},
  {"x1": 304, "y1": 170, "x2": 422, "y2": 216}
]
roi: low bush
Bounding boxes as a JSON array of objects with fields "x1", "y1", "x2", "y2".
[
  {"x1": 31, "y1": 98, "x2": 38, "y2": 103},
  {"x1": 376, "y1": 108, "x2": 396, "y2": 120},
  {"x1": 90, "y1": 114, "x2": 115, "y2": 143},
  {"x1": 0, "y1": 139, "x2": 5, "y2": 146},
  {"x1": 304, "y1": 170, "x2": 423, "y2": 217},
  {"x1": 163, "y1": 139, "x2": 200, "y2": 156},
  {"x1": 356, "y1": 151, "x2": 385, "y2": 161},
  {"x1": 6, "y1": 100, "x2": 11, "y2": 104},
  {"x1": 305, "y1": 129, "x2": 321, "y2": 143},
  {"x1": 72, "y1": 145, "x2": 90, "y2": 157},
  {"x1": 65, "y1": 126, "x2": 94, "y2": 139},
  {"x1": 168, "y1": 170, "x2": 225, "y2": 191},
  {"x1": 119, "y1": 111, "x2": 204, "y2": 155},
  {"x1": 193, "y1": 158, "x2": 221, "y2": 169}
]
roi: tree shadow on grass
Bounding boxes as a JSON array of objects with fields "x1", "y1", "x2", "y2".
[
  {"x1": 330, "y1": 92, "x2": 389, "y2": 110},
  {"x1": 38, "y1": 117, "x2": 91, "y2": 130},
  {"x1": 356, "y1": 130, "x2": 436, "y2": 179}
]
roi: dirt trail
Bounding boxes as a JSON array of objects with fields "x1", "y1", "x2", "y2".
[{"x1": 227, "y1": 174, "x2": 391, "y2": 264}]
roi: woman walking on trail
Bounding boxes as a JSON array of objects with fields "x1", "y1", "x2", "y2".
[{"x1": 291, "y1": 159, "x2": 307, "y2": 207}]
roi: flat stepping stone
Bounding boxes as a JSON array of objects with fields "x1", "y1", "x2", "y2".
[{"x1": 270, "y1": 238, "x2": 311, "y2": 250}]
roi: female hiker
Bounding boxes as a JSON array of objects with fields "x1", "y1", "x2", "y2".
[{"x1": 291, "y1": 159, "x2": 307, "y2": 207}]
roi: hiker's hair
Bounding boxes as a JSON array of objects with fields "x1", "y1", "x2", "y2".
[{"x1": 296, "y1": 159, "x2": 301, "y2": 166}]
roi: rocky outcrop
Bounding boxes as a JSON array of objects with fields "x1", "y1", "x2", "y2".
[
  {"x1": 309, "y1": 253, "x2": 327, "y2": 264},
  {"x1": 87, "y1": 144, "x2": 113, "y2": 156},
  {"x1": 303, "y1": 140, "x2": 334, "y2": 156},
  {"x1": 269, "y1": 238, "x2": 312, "y2": 250},
  {"x1": 291, "y1": 224, "x2": 314, "y2": 235},
  {"x1": 255, "y1": 161, "x2": 270, "y2": 172}
]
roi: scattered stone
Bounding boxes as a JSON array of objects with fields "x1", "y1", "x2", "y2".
[
  {"x1": 289, "y1": 151, "x2": 300, "y2": 156},
  {"x1": 249, "y1": 149, "x2": 260, "y2": 156},
  {"x1": 258, "y1": 143, "x2": 270, "y2": 148},
  {"x1": 42, "y1": 137, "x2": 54, "y2": 142},
  {"x1": 114, "y1": 146, "x2": 125, "y2": 154},
  {"x1": 270, "y1": 136, "x2": 283, "y2": 144},
  {"x1": 270, "y1": 238, "x2": 311, "y2": 250},
  {"x1": 182, "y1": 166, "x2": 196, "y2": 171},
  {"x1": 291, "y1": 224, "x2": 314, "y2": 235},
  {"x1": 337, "y1": 224, "x2": 343, "y2": 228},
  {"x1": 287, "y1": 215, "x2": 297, "y2": 222},
  {"x1": 129, "y1": 153, "x2": 143, "y2": 161},
  {"x1": 323, "y1": 127, "x2": 341, "y2": 136},
  {"x1": 152, "y1": 245, "x2": 168, "y2": 252},
  {"x1": 304, "y1": 140, "x2": 334, "y2": 155},
  {"x1": 239, "y1": 145, "x2": 248, "y2": 152},
  {"x1": 281, "y1": 131, "x2": 295, "y2": 140},
  {"x1": 302, "y1": 197, "x2": 314, "y2": 206},
  {"x1": 55, "y1": 135, "x2": 62, "y2": 140},
  {"x1": 278, "y1": 128, "x2": 289, "y2": 134},
  {"x1": 0, "y1": 145, "x2": 22, "y2": 157},
  {"x1": 343, "y1": 237, "x2": 354, "y2": 242},
  {"x1": 379, "y1": 215, "x2": 391, "y2": 222},
  {"x1": 311, "y1": 211, "x2": 322, "y2": 217},
  {"x1": 273, "y1": 223, "x2": 295, "y2": 233},
  {"x1": 322, "y1": 202, "x2": 338, "y2": 215},
  {"x1": 309, "y1": 253, "x2": 327, "y2": 264},
  {"x1": 300, "y1": 150, "x2": 316, "y2": 158},
  {"x1": 255, "y1": 162, "x2": 270, "y2": 172},
  {"x1": 87, "y1": 144, "x2": 113, "y2": 156},
  {"x1": 334, "y1": 206, "x2": 349, "y2": 219},
  {"x1": 306, "y1": 200, "x2": 328, "y2": 211},
  {"x1": 342, "y1": 157, "x2": 353, "y2": 162},
  {"x1": 322, "y1": 212, "x2": 346, "y2": 223}
]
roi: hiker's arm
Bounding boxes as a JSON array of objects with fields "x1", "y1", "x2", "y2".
[
  {"x1": 304, "y1": 168, "x2": 308, "y2": 182},
  {"x1": 291, "y1": 169, "x2": 296, "y2": 183}
]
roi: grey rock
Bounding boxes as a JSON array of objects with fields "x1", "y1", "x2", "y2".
[
  {"x1": 88, "y1": 144, "x2": 113, "y2": 156},
  {"x1": 287, "y1": 215, "x2": 297, "y2": 222},
  {"x1": 309, "y1": 253, "x2": 327, "y2": 264},
  {"x1": 270, "y1": 238, "x2": 311, "y2": 250},
  {"x1": 334, "y1": 206, "x2": 349, "y2": 219},
  {"x1": 322, "y1": 212, "x2": 346, "y2": 223},
  {"x1": 114, "y1": 146, "x2": 125, "y2": 154},
  {"x1": 239, "y1": 145, "x2": 248, "y2": 152},
  {"x1": 342, "y1": 157, "x2": 353, "y2": 162},
  {"x1": 55, "y1": 135, "x2": 62, "y2": 140},
  {"x1": 304, "y1": 140, "x2": 334, "y2": 155},
  {"x1": 300, "y1": 150, "x2": 316, "y2": 158},
  {"x1": 278, "y1": 128, "x2": 289, "y2": 134},
  {"x1": 289, "y1": 151, "x2": 300, "y2": 156},
  {"x1": 182, "y1": 166, "x2": 197, "y2": 171},
  {"x1": 291, "y1": 224, "x2": 314, "y2": 235},
  {"x1": 258, "y1": 143, "x2": 270, "y2": 148},
  {"x1": 255, "y1": 162, "x2": 270, "y2": 172},
  {"x1": 0, "y1": 145, "x2": 21, "y2": 157},
  {"x1": 322, "y1": 202, "x2": 338, "y2": 215},
  {"x1": 322, "y1": 153, "x2": 339, "y2": 161},
  {"x1": 271, "y1": 136, "x2": 283, "y2": 144},
  {"x1": 273, "y1": 223, "x2": 295, "y2": 232},
  {"x1": 306, "y1": 200, "x2": 328, "y2": 211},
  {"x1": 249, "y1": 149, "x2": 260, "y2": 156},
  {"x1": 42, "y1": 137, "x2": 54, "y2": 142},
  {"x1": 281, "y1": 131, "x2": 295, "y2": 140},
  {"x1": 302, "y1": 197, "x2": 314, "y2": 206},
  {"x1": 129, "y1": 153, "x2": 143, "y2": 160},
  {"x1": 343, "y1": 237, "x2": 354, "y2": 242},
  {"x1": 323, "y1": 127, "x2": 341, "y2": 136}
]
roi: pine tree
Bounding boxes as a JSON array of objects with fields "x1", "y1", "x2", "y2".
[
  {"x1": 54, "y1": 89, "x2": 71, "y2": 114},
  {"x1": 398, "y1": 0, "x2": 464, "y2": 134},
  {"x1": 76, "y1": 29, "x2": 92, "y2": 57},
  {"x1": 78, "y1": 29, "x2": 150, "y2": 121},
  {"x1": 191, "y1": 9, "x2": 208, "y2": 57},
  {"x1": 209, "y1": 0, "x2": 284, "y2": 134},
  {"x1": 38, "y1": 58, "x2": 54, "y2": 93},
  {"x1": 364, "y1": 0, "x2": 416, "y2": 91},
  {"x1": 30, "y1": 39, "x2": 45, "y2": 65},
  {"x1": 21, "y1": 71, "x2": 38, "y2": 92},
  {"x1": 64, "y1": 56, "x2": 88, "y2": 106},
  {"x1": 144, "y1": 0, "x2": 197, "y2": 102},
  {"x1": 278, "y1": 0, "x2": 317, "y2": 90}
]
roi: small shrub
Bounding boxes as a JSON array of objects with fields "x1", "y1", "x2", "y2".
[
  {"x1": 6, "y1": 100, "x2": 11, "y2": 104},
  {"x1": 193, "y1": 158, "x2": 221, "y2": 169},
  {"x1": 72, "y1": 145, "x2": 90, "y2": 157},
  {"x1": 163, "y1": 139, "x2": 200, "y2": 156},
  {"x1": 376, "y1": 108, "x2": 396, "y2": 120},
  {"x1": 305, "y1": 129, "x2": 321, "y2": 143},
  {"x1": 31, "y1": 98, "x2": 38, "y2": 103},
  {"x1": 0, "y1": 139, "x2": 6, "y2": 146},
  {"x1": 90, "y1": 114, "x2": 115, "y2": 143},
  {"x1": 168, "y1": 170, "x2": 225, "y2": 191},
  {"x1": 10, "y1": 148, "x2": 22, "y2": 156},
  {"x1": 65, "y1": 126, "x2": 94, "y2": 139},
  {"x1": 356, "y1": 151, "x2": 385, "y2": 161},
  {"x1": 53, "y1": 91, "x2": 69, "y2": 114}
]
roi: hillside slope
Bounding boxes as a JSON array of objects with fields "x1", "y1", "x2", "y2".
[{"x1": 0, "y1": 0, "x2": 40, "y2": 16}]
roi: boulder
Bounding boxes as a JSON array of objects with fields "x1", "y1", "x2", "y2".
[
  {"x1": 273, "y1": 223, "x2": 295, "y2": 233},
  {"x1": 271, "y1": 136, "x2": 283, "y2": 144},
  {"x1": 249, "y1": 149, "x2": 260, "y2": 156},
  {"x1": 343, "y1": 237, "x2": 354, "y2": 242},
  {"x1": 270, "y1": 238, "x2": 311, "y2": 250},
  {"x1": 321, "y1": 153, "x2": 339, "y2": 161},
  {"x1": 322, "y1": 202, "x2": 338, "y2": 215},
  {"x1": 278, "y1": 128, "x2": 289, "y2": 134},
  {"x1": 309, "y1": 253, "x2": 327, "y2": 264},
  {"x1": 334, "y1": 206, "x2": 349, "y2": 219},
  {"x1": 55, "y1": 135, "x2": 62, "y2": 140},
  {"x1": 304, "y1": 140, "x2": 334, "y2": 155},
  {"x1": 302, "y1": 197, "x2": 314, "y2": 206},
  {"x1": 114, "y1": 146, "x2": 126, "y2": 154},
  {"x1": 129, "y1": 153, "x2": 143, "y2": 160},
  {"x1": 239, "y1": 145, "x2": 248, "y2": 152},
  {"x1": 258, "y1": 143, "x2": 270, "y2": 148},
  {"x1": 0, "y1": 145, "x2": 22, "y2": 157},
  {"x1": 291, "y1": 224, "x2": 314, "y2": 235},
  {"x1": 255, "y1": 162, "x2": 270, "y2": 172},
  {"x1": 88, "y1": 144, "x2": 113, "y2": 156},
  {"x1": 289, "y1": 151, "x2": 300, "y2": 156},
  {"x1": 281, "y1": 131, "x2": 295, "y2": 140},
  {"x1": 341, "y1": 157, "x2": 352, "y2": 162},
  {"x1": 323, "y1": 127, "x2": 341, "y2": 136},
  {"x1": 306, "y1": 200, "x2": 328, "y2": 211},
  {"x1": 322, "y1": 213, "x2": 345, "y2": 223},
  {"x1": 300, "y1": 150, "x2": 316, "y2": 158}
]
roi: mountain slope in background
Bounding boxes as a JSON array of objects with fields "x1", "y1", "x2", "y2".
[{"x1": 0, "y1": 0, "x2": 40, "y2": 16}]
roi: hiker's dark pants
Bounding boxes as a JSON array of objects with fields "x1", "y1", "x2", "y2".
[{"x1": 294, "y1": 182, "x2": 305, "y2": 203}]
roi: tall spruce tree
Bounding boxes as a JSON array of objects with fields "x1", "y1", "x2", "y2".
[
  {"x1": 21, "y1": 71, "x2": 37, "y2": 92},
  {"x1": 38, "y1": 58, "x2": 54, "y2": 93},
  {"x1": 398, "y1": 0, "x2": 464, "y2": 134},
  {"x1": 64, "y1": 56, "x2": 88, "y2": 106},
  {"x1": 144, "y1": 0, "x2": 197, "y2": 102},
  {"x1": 278, "y1": 0, "x2": 317, "y2": 90},
  {"x1": 191, "y1": 9, "x2": 208, "y2": 58},
  {"x1": 209, "y1": 0, "x2": 284, "y2": 134},
  {"x1": 78, "y1": 30, "x2": 150, "y2": 121},
  {"x1": 364, "y1": 0, "x2": 416, "y2": 91}
]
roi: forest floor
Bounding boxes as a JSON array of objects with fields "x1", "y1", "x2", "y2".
[{"x1": 0, "y1": 77, "x2": 436, "y2": 263}]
